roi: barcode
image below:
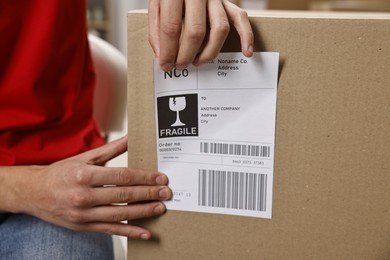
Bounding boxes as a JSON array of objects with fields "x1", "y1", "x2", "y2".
[
  {"x1": 200, "y1": 142, "x2": 270, "y2": 157},
  {"x1": 198, "y1": 169, "x2": 267, "y2": 212}
]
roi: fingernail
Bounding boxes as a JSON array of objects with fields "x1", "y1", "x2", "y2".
[
  {"x1": 247, "y1": 44, "x2": 254, "y2": 55},
  {"x1": 159, "y1": 187, "x2": 170, "y2": 199},
  {"x1": 175, "y1": 64, "x2": 188, "y2": 70},
  {"x1": 153, "y1": 203, "x2": 165, "y2": 214},
  {"x1": 140, "y1": 233, "x2": 150, "y2": 240},
  {"x1": 161, "y1": 63, "x2": 174, "y2": 72},
  {"x1": 156, "y1": 175, "x2": 167, "y2": 185}
]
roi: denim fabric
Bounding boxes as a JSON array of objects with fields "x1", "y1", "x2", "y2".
[{"x1": 0, "y1": 214, "x2": 114, "y2": 260}]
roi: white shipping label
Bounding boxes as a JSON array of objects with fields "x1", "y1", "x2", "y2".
[{"x1": 154, "y1": 52, "x2": 279, "y2": 219}]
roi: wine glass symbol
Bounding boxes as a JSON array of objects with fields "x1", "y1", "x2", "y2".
[{"x1": 169, "y1": 96, "x2": 186, "y2": 127}]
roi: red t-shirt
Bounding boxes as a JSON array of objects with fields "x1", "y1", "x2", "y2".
[{"x1": 0, "y1": 1, "x2": 105, "y2": 165}]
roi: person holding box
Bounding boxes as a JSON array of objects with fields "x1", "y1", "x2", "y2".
[{"x1": 0, "y1": 0, "x2": 253, "y2": 259}]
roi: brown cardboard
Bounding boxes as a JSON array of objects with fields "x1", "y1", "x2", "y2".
[
  {"x1": 267, "y1": 0, "x2": 390, "y2": 10},
  {"x1": 267, "y1": 0, "x2": 312, "y2": 10},
  {"x1": 309, "y1": 1, "x2": 390, "y2": 12},
  {"x1": 127, "y1": 10, "x2": 390, "y2": 259}
]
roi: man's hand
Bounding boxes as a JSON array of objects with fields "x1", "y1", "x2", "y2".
[
  {"x1": 149, "y1": 0, "x2": 254, "y2": 71},
  {"x1": 1, "y1": 137, "x2": 171, "y2": 240}
]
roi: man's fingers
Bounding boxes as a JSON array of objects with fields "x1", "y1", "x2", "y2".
[
  {"x1": 74, "y1": 221, "x2": 154, "y2": 240},
  {"x1": 159, "y1": 0, "x2": 184, "y2": 71},
  {"x1": 175, "y1": 0, "x2": 207, "y2": 70},
  {"x1": 84, "y1": 166, "x2": 168, "y2": 187},
  {"x1": 72, "y1": 136, "x2": 128, "y2": 166},
  {"x1": 89, "y1": 185, "x2": 172, "y2": 206},
  {"x1": 148, "y1": 0, "x2": 160, "y2": 57},
  {"x1": 68, "y1": 202, "x2": 166, "y2": 224},
  {"x1": 152, "y1": 0, "x2": 253, "y2": 70},
  {"x1": 66, "y1": 203, "x2": 167, "y2": 238},
  {"x1": 222, "y1": 0, "x2": 254, "y2": 57},
  {"x1": 193, "y1": 0, "x2": 230, "y2": 66}
]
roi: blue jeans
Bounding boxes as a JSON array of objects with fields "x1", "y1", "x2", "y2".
[{"x1": 0, "y1": 213, "x2": 114, "y2": 260}]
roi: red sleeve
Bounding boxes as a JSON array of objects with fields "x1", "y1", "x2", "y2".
[{"x1": 0, "y1": 1, "x2": 105, "y2": 165}]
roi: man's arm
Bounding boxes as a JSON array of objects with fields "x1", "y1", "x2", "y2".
[{"x1": 0, "y1": 136, "x2": 172, "y2": 240}]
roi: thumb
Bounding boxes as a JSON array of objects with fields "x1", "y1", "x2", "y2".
[{"x1": 72, "y1": 136, "x2": 128, "y2": 166}]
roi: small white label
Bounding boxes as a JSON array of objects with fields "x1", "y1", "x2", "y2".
[{"x1": 154, "y1": 52, "x2": 279, "y2": 219}]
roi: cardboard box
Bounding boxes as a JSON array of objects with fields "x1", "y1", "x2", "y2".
[
  {"x1": 267, "y1": 0, "x2": 390, "y2": 10},
  {"x1": 127, "y1": 10, "x2": 390, "y2": 259}
]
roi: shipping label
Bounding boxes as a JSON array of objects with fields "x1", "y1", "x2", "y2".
[{"x1": 154, "y1": 52, "x2": 279, "y2": 218}]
